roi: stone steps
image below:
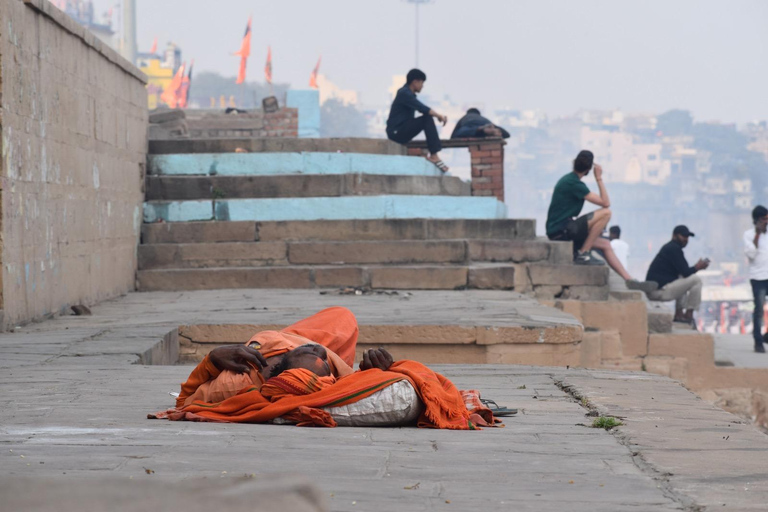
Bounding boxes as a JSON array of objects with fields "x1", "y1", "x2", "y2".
[
  {"x1": 148, "y1": 152, "x2": 440, "y2": 177},
  {"x1": 137, "y1": 262, "x2": 606, "y2": 292},
  {"x1": 149, "y1": 137, "x2": 407, "y2": 155},
  {"x1": 137, "y1": 239, "x2": 574, "y2": 270},
  {"x1": 145, "y1": 173, "x2": 471, "y2": 201},
  {"x1": 141, "y1": 219, "x2": 538, "y2": 244},
  {"x1": 143, "y1": 195, "x2": 508, "y2": 223}
]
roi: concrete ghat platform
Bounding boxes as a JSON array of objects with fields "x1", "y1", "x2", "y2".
[
  {"x1": 148, "y1": 152, "x2": 442, "y2": 177},
  {"x1": 2, "y1": 289, "x2": 768, "y2": 511},
  {"x1": 143, "y1": 195, "x2": 508, "y2": 223}
]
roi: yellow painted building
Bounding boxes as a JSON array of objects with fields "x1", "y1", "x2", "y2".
[{"x1": 137, "y1": 43, "x2": 181, "y2": 109}]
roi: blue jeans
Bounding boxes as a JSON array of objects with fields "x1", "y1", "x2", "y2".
[{"x1": 751, "y1": 279, "x2": 768, "y2": 347}]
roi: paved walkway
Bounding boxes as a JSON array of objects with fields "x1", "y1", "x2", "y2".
[
  {"x1": 715, "y1": 333, "x2": 768, "y2": 368},
  {"x1": 2, "y1": 290, "x2": 768, "y2": 510}
]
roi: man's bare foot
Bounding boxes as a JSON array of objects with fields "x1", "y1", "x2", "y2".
[{"x1": 481, "y1": 125, "x2": 502, "y2": 137}]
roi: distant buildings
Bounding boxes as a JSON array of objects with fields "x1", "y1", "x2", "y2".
[{"x1": 137, "y1": 43, "x2": 183, "y2": 109}]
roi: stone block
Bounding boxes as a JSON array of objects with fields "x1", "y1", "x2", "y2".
[
  {"x1": 581, "y1": 300, "x2": 649, "y2": 357},
  {"x1": 548, "y1": 241, "x2": 574, "y2": 264},
  {"x1": 600, "y1": 330, "x2": 623, "y2": 360},
  {"x1": 468, "y1": 266, "x2": 515, "y2": 289},
  {"x1": 149, "y1": 109, "x2": 186, "y2": 124},
  {"x1": 468, "y1": 240, "x2": 550, "y2": 263},
  {"x1": 563, "y1": 285, "x2": 610, "y2": 301},
  {"x1": 528, "y1": 264, "x2": 608, "y2": 286},
  {"x1": 534, "y1": 285, "x2": 564, "y2": 300},
  {"x1": 138, "y1": 268, "x2": 314, "y2": 291},
  {"x1": 485, "y1": 342, "x2": 580, "y2": 367},
  {"x1": 579, "y1": 331, "x2": 602, "y2": 368},
  {"x1": 647, "y1": 302, "x2": 673, "y2": 333},
  {"x1": 142, "y1": 222, "x2": 256, "y2": 244},
  {"x1": 288, "y1": 241, "x2": 467, "y2": 265},
  {"x1": 314, "y1": 267, "x2": 367, "y2": 287},
  {"x1": 369, "y1": 266, "x2": 468, "y2": 290}
]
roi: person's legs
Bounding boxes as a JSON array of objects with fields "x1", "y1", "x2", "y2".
[
  {"x1": 591, "y1": 237, "x2": 631, "y2": 280},
  {"x1": 751, "y1": 280, "x2": 768, "y2": 349},
  {"x1": 653, "y1": 275, "x2": 701, "y2": 321},
  {"x1": 680, "y1": 275, "x2": 703, "y2": 324},
  {"x1": 420, "y1": 115, "x2": 442, "y2": 156},
  {"x1": 389, "y1": 116, "x2": 444, "y2": 165},
  {"x1": 580, "y1": 208, "x2": 611, "y2": 253}
]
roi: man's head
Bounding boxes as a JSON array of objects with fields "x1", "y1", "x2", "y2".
[
  {"x1": 609, "y1": 225, "x2": 621, "y2": 241},
  {"x1": 752, "y1": 205, "x2": 768, "y2": 227},
  {"x1": 406, "y1": 68, "x2": 427, "y2": 92},
  {"x1": 466, "y1": 108, "x2": 481, "y2": 115},
  {"x1": 270, "y1": 344, "x2": 331, "y2": 378},
  {"x1": 672, "y1": 225, "x2": 695, "y2": 248},
  {"x1": 573, "y1": 150, "x2": 594, "y2": 176}
]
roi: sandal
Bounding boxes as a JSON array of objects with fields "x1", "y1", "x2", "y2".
[
  {"x1": 428, "y1": 159, "x2": 449, "y2": 173},
  {"x1": 481, "y1": 398, "x2": 518, "y2": 417}
]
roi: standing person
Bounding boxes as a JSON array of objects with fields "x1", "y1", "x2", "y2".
[
  {"x1": 545, "y1": 150, "x2": 656, "y2": 292},
  {"x1": 646, "y1": 225, "x2": 710, "y2": 327},
  {"x1": 744, "y1": 205, "x2": 768, "y2": 353},
  {"x1": 386, "y1": 69, "x2": 450, "y2": 172},
  {"x1": 608, "y1": 226, "x2": 629, "y2": 270}
]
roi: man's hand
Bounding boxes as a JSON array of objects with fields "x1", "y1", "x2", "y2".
[
  {"x1": 209, "y1": 344, "x2": 268, "y2": 374},
  {"x1": 758, "y1": 219, "x2": 768, "y2": 235},
  {"x1": 593, "y1": 163, "x2": 603, "y2": 181},
  {"x1": 694, "y1": 258, "x2": 710, "y2": 271},
  {"x1": 436, "y1": 113, "x2": 448, "y2": 126},
  {"x1": 359, "y1": 348, "x2": 395, "y2": 371}
]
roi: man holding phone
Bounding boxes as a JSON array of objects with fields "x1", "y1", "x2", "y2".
[
  {"x1": 744, "y1": 205, "x2": 768, "y2": 353},
  {"x1": 645, "y1": 225, "x2": 710, "y2": 328}
]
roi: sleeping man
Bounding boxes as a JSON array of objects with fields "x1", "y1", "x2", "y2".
[{"x1": 151, "y1": 307, "x2": 501, "y2": 429}]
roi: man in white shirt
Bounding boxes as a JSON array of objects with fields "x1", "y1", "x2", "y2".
[
  {"x1": 609, "y1": 226, "x2": 629, "y2": 271},
  {"x1": 744, "y1": 205, "x2": 768, "y2": 353}
]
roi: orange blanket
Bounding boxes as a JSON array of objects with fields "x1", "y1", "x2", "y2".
[
  {"x1": 151, "y1": 360, "x2": 486, "y2": 430},
  {"x1": 177, "y1": 306, "x2": 358, "y2": 408}
]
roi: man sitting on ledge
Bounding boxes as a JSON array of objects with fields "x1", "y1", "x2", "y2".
[
  {"x1": 545, "y1": 150, "x2": 657, "y2": 293},
  {"x1": 645, "y1": 225, "x2": 709, "y2": 328},
  {"x1": 152, "y1": 307, "x2": 499, "y2": 430},
  {"x1": 451, "y1": 108, "x2": 510, "y2": 139},
  {"x1": 386, "y1": 68, "x2": 450, "y2": 172}
]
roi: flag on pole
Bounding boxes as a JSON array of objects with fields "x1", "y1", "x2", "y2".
[
  {"x1": 178, "y1": 59, "x2": 194, "y2": 108},
  {"x1": 234, "y1": 16, "x2": 252, "y2": 84},
  {"x1": 160, "y1": 62, "x2": 185, "y2": 108},
  {"x1": 264, "y1": 46, "x2": 273, "y2": 84},
  {"x1": 149, "y1": 37, "x2": 158, "y2": 54},
  {"x1": 309, "y1": 56, "x2": 322, "y2": 89}
]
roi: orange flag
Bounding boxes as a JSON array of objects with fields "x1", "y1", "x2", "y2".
[
  {"x1": 309, "y1": 56, "x2": 322, "y2": 89},
  {"x1": 234, "y1": 16, "x2": 252, "y2": 84},
  {"x1": 149, "y1": 36, "x2": 158, "y2": 54},
  {"x1": 178, "y1": 59, "x2": 193, "y2": 108},
  {"x1": 264, "y1": 46, "x2": 273, "y2": 84},
  {"x1": 160, "y1": 62, "x2": 185, "y2": 108}
]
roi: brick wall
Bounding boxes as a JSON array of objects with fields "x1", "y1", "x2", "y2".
[
  {"x1": 406, "y1": 138, "x2": 506, "y2": 202},
  {"x1": 0, "y1": 0, "x2": 148, "y2": 328}
]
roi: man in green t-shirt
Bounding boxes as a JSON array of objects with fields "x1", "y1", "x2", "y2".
[{"x1": 545, "y1": 150, "x2": 656, "y2": 292}]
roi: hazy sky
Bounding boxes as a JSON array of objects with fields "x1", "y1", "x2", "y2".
[{"x1": 110, "y1": 0, "x2": 767, "y2": 124}]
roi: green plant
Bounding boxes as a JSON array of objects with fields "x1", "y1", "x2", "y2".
[{"x1": 592, "y1": 416, "x2": 622, "y2": 430}]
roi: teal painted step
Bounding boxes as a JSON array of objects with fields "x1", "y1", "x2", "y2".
[
  {"x1": 148, "y1": 152, "x2": 442, "y2": 177},
  {"x1": 144, "y1": 195, "x2": 507, "y2": 223}
]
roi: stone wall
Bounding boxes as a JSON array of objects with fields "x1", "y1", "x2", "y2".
[
  {"x1": 149, "y1": 108, "x2": 299, "y2": 140},
  {"x1": 0, "y1": 0, "x2": 148, "y2": 328}
]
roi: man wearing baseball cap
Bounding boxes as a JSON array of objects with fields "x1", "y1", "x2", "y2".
[{"x1": 646, "y1": 225, "x2": 710, "y2": 327}]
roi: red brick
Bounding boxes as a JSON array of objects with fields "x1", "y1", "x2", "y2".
[
  {"x1": 482, "y1": 170, "x2": 503, "y2": 177},
  {"x1": 471, "y1": 150, "x2": 492, "y2": 158},
  {"x1": 491, "y1": 150, "x2": 502, "y2": 157},
  {"x1": 471, "y1": 168, "x2": 482, "y2": 177}
]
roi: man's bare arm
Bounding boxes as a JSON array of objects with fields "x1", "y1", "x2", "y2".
[{"x1": 584, "y1": 164, "x2": 610, "y2": 208}]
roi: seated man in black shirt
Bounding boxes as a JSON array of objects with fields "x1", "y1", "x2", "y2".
[
  {"x1": 451, "y1": 108, "x2": 510, "y2": 139},
  {"x1": 386, "y1": 69, "x2": 449, "y2": 172},
  {"x1": 646, "y1": 225, "x2": 710, "y2": 327}
]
